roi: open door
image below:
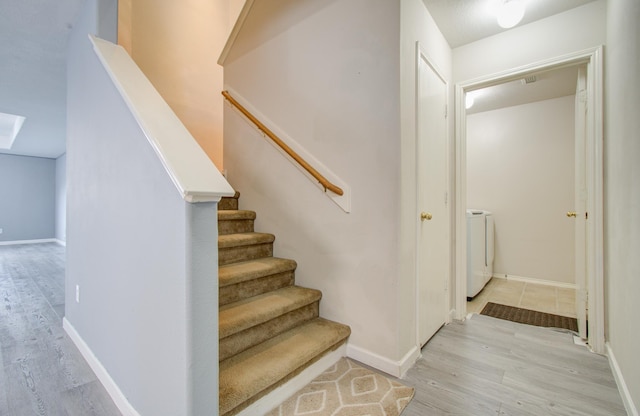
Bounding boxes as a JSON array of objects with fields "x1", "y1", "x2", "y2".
[
  {"x1": 573, "y1": 65, "x2": 588, "y2": 339},
  {"x1": 416, "y1": 45, "x2": 449, "y2": 346}
]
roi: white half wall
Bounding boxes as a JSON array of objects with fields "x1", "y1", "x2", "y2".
[
  {"x1": 66, "y1": 1, "x2": 220, "y2": 414},
  {"x1": 605, "y1": 0, "x2": 640, "y2": 413},
  {"x1": 467, "y1": 96, "x2": 575, "y2": 284}
]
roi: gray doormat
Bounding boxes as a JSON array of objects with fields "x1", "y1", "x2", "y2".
[{"x1": 480, "y1": 302, "x2": 579, "y2": 332}]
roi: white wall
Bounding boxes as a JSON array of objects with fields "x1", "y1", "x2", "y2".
[
  {"x1": 453, "y1": 0, "x2": 607, "y2": 83},
  {"x1": 222, "y1": 0, "x2": 453, "y2": 372},
  {"x1": 605, "y1": 0, "x2": 640, "y2": 412},
  {"x1": 66, "y1": 1, "x2": 219, "y2": 414},
  {"x1": 399, "y1": 0, "x2": 453, "y2": 359},
  {"x1": 55, "y1": 153, "x2": 66, "y2": 242},
  {"x1": 123, "y1": 0, "x2": 239, "y2": 170},
  {"x1": 224, "y1": 0, "x2": 404, "y2": 368},
  {"x1": 467, "y1": 96, "x2": 575, "y2": 284},
  {"x1": 0, "y1": 154, "x2": 55, "y2": 242}
]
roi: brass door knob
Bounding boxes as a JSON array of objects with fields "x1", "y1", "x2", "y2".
[
  {"x1": 421, "y1": 212, "x2": 433, "y2": 221},
  {"x1": 567, "y1": 211, "x2": 577, "y2": 218}
]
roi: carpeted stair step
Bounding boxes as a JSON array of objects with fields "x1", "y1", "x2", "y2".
[
  {"x1": 219, "y1": 257, "x2": 297, "y2": 306},
  {"x1": 219, "y1": 286, "x2": 321, "y2": 361},
  {"x1": 219, "y1": 191, "x2": 240, "y2": 210},
  {"x1": 218, "y1": 210, "x2": 256, "y2": 235},
  {"x1": 219, "y1": 318, "x2": 351, "y2": 416},
  {"x1": 218, "y1": 232, "x2": 275, "y2": 266}
]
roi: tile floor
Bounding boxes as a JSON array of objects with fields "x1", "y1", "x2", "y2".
[{"x1": 467, "y1": 277, "x2": 577, "y2": 318}]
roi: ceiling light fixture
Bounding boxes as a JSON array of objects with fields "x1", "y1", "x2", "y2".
[
  {"x1": 496, "y1": 0, "x2": 525, "y2": 29},
  {"x1": 465, "y1": 93, "x2": 475, "y2": 110}
]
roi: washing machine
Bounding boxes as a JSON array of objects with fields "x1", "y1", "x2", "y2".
[{"x1": 466, "y1": 209, "x2": 494, "y2": 299}]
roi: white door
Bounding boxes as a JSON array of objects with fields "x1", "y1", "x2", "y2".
[
  {"x1": 574, "y1": 65, "x2": 588, "y2": 339},
  {"x1": 417, "y1": 47, "x2": 449, "y2": 346}
]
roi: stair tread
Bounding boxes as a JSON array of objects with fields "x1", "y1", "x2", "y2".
[
  {"x1": 218, "y1": 232, "x2": 275, "y2": 249},
  {"x1": 218, "y1": 192, "x2": 240, "y2": 210},
  {"x1": 219, "y1": 257, "x2": 297, "y2": 288},
  {"x1": 219, "y1": 286, "x2": 321, "y2": 339},
  {"x1": 219, "y1": 318, "x2": 351, "y2": 416},
  {"x1": 218, "y1": 210, "x2": 256, "y2": 220}
]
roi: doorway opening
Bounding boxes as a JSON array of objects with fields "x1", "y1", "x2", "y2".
[
  {"x1": 464, "y1": 65, "x2": 583, "y2": 326},
  {"x1": 453, "y1": 47, "x2": 604, "y2": 353}
]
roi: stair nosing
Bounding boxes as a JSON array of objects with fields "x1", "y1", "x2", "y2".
[
  {"x1": 219, "y1": 286, "x2": 321, "y2": 339},
  {"x1": 218, "y1": 232, "x2": 275, "y2": 249},
  {"x1": 219, "y1": 318, "x2": 351, "y2": 416},
  {"x1": 218, "y1": 210, "x2": 257, "y2": 220},
  {"x1": 219, "y1": 257, "x2": 297, "y2": 288}
]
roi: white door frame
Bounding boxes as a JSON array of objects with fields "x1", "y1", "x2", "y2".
[{"x1": 453, "y1": 46, "x2": 605, "y2": 354}]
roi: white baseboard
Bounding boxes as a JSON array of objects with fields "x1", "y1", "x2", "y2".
[
  {"x1": 236, "y1": 344, "x2": 347, "y2": 416},
  {"x1": 0, "y1": 238, "x2": 58, "y2": 246},
  {"x1": 448, "y1": 308, "x2": 457, "y2": 322},
  {"x1": 347, "y1": 343, "x2": 421, "y2": 379},
  {"x1": 492, "y1": 273, "x2": 577, "y2": 290},
  {"x1": 55, "y1": 239, "x2": 66, "y2": 246},
  {"x1": 63, "y1": 318, "x2": 140, "y2": 416},
  {"x1": 606, "y1": 342, "x2": 639, "y2": 416}
]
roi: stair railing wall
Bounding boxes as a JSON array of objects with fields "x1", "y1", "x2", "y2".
[
  {"x1": 65, "y1": 32, "x2": 234, "y2": 416},
  {"x1": 91, "y1": 36, "x2": 234, "y2": 202}
]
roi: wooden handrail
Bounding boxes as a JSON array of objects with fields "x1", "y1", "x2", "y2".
[{"x1": 222, "y1": 91, "x2": 344, "y2": 196}]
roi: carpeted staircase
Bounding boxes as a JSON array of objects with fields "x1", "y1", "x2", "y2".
[{"x1": 218, "y1": 193, "x2": 351, "y2": 416}]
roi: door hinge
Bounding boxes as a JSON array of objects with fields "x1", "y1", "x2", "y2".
[
  {"x1": 444, "y1": 104, "x2": 448, "y2": 118},
  {"x1": 585, "y1": 211, "x2": 589, "y2": 220}
]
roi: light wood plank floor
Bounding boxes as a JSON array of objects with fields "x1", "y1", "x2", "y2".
[
  {"x1": 400, "y1": 314, "x2": 626, "y2": 415},
  {"x1": 0, "y1": 243, "x2": 121, "y2": 415},
  {"x1": 1, "y1": 244, "x2": 627, "y2": 416}
]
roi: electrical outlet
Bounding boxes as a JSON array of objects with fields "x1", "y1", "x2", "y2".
[
  {"x1": 75, "y1": 285, "x2": 80, "y2": 303},
  {"x1": 0, "y1": 228, "x2": 3, "y2": 234}
]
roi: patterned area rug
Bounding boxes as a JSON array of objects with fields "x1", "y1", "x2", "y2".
[
  {"x1": 480, "y1": 302, "x2": 579, "y2": 332},
  {"x1": 266, "y1": 358, "x2": 415, "y2": 416}
]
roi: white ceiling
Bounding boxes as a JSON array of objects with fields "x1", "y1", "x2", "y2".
[
  {"x1": 422, "y1": 0, "x2": 598, "y2": 49},
  {"x1": 0, "y1": 0, "x2": 596, "y2": 158},
  {"x1": 0, "y1": 0, "x2": 84, "y2": 159},
  {"x1": 423, "y1": 0, "x2": 597, "y2": 114},
  {"x1": 466, "y1": 65, "x2": 582, "y2": 114}
]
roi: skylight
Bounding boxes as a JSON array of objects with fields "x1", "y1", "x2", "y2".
[{"x1": 0, "y1": 112, "x2": 26, "y2": 150}]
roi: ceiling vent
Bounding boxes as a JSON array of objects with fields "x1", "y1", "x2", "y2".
[{"x1": 521, "y1": 75, "x2": 537, "y2": 85}]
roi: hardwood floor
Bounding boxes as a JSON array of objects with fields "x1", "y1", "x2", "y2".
[
  {"x1": 401, "y1": 314, "x2": 626, "y2": 416},
  {"x1": 1, "y1": 243, "x2": 627, "y2": 416},
  {"x1": 0, "y1": 243, "x2": 120, "y2": 416}
]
